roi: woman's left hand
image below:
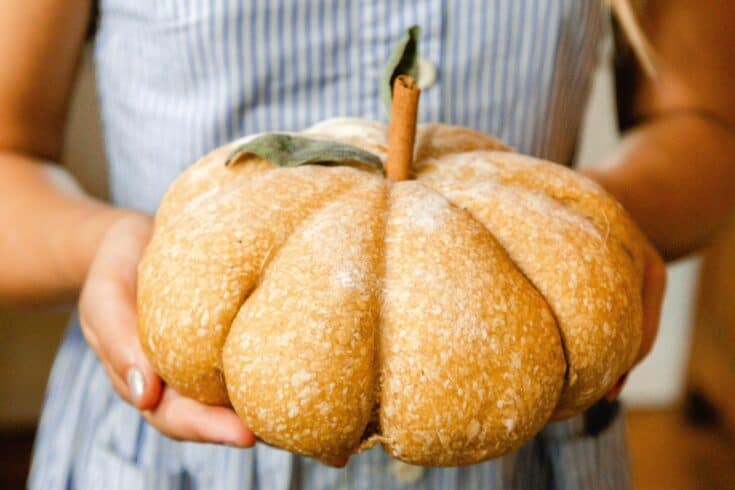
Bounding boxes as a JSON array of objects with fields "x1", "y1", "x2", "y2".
[{"x1": 582, "y1": 168, "x2": 668, "y2": 400}]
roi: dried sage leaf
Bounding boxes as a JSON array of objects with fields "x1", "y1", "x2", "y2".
[
  {"x1": 225, "y1": 133, "x2": 383, "y2": 172},
  {"x1": 381, "y1": 25, "x2": 421, "y2": 115}
]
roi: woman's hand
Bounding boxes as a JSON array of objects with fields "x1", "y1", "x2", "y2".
[
  {"x1": 605, "y1": 238, "x2": 667, "y2": 400},
  {"x1": 78, "y1": 212, "x2": 350, "y2": 465},
  {"x1": 634, "y1": 240, "x2": 667, "y2": 365},
  {"x1": 79, "y1": 213, "x2": 256, "y2": 447},
  {"x1": 582, "y1": 167, "x2": 668, "y2": 400}
]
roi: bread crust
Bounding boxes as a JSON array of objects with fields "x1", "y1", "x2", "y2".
[{"x1": 137, "y1": 118, "x2": 644, "y2": 464}]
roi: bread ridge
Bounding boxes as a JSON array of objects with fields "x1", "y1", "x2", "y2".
[
  {"x1": 413, "y1": 148, "x2": 643, "y2": 417},
  {"x1": 138, "y1": 165, "x2": 371, "y2": 404},
  {"x1": 137, "y1": 117, "x2": 644, "y2": 465}
]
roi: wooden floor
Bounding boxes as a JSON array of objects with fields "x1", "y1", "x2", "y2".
[
  {"x1": 2, "y1": 408, "x2": 734, "y2": 489},
  {"x1": 628, "y1": 408, "x2": 735, "y2": 490}
]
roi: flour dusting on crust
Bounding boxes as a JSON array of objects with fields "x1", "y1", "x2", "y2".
[{"x1": 138, "y1": 119, "x2": 644, "y2": 464}]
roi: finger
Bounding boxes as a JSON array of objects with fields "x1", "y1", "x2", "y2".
[
  {"x1": 324, "y1": 456, "x2": 349, "y2": 468},
  {"x1": 604, "y1": 244, "x2": 665, "y2": 401},
  {"x1": 605, "y1": 372, "x2": 629, "y2": 401},
  {"x1": 81, "y1": 307, "x2": 162, "y2": 411},
  {"x1": 635, "y1": 244, "x2": 667, "y2": 363},
  {"x1": 104, "y1": 362, "x2": 140, "y2": 405},
  {"x1": 91, "y1": 351, "x2": 153, "y2": 411},
  {"x1": 82, "y1": 277, "x2": 162, "y2": 410},
  {"x1": 142, "y1": 387, "x2": 256, "y2": 447},
  {"x1": 79, "y1": 216, "x2": 162, "y2": 410},
  {"x1": 105, "y1": 364, "x2": 253, "y2": 449}
]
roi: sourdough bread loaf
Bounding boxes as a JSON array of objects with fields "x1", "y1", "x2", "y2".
[{"x1": 137, "y1": 118, "x2": 644, "y2": 465}]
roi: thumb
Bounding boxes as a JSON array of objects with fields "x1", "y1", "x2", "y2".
[
  {"x1": 83, "y1": 266, "x2": 163, "y2": 411},
  {"x1": 82, "y1": 214, "x2": 162, "y2": 410},
  {"x1": 125, "y1": 355, "x2": 163, "y2": 411}
]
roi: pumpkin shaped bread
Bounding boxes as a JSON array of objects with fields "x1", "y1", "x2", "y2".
[{"x1": 138, "y1": 117, "x2": 644, "y2": 466}]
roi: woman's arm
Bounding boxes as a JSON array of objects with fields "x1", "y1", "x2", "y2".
[
  {"x1": 0, "y1": 0, "x2": 128, "y2": 306},
  {"x1": 0, "y1": 0, "x2": 265, "y2": 451},
  {"x1": 588, "y1": 0, "x2": 735, "y2": 261}
]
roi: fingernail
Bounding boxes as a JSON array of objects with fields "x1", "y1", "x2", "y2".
[
  {"x1": 224, "y1": 440, "x2": 255, "y2": 449},
  {"x1": 127, "y1": 367, "x2": 145, "y2": 405}
]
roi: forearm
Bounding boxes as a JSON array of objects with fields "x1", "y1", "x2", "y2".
[
  {"x1": 585, "y1": 114, "x2": 735, "y2": 261},
  {"x1": 0, "y1": 151, "x2": 136, "y2": 307}
]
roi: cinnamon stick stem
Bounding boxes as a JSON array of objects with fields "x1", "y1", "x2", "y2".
[{"x1": 386, "y1": 75, "x2": 421, "y2": 181}]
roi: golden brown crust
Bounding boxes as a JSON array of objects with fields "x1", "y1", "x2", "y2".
[
  {"x1": 223, "y1": 179, "x2": 387, "y2": 458},
  {"x1": 138, "y1": 164, "x2": 369, "y2": 404},
  {"x1": 415, "y1": 150, "x2": 644, "y2": 417},
  {"x1": 154, "y1": 142, "x2": 275, "y2": 230},
  {"x1": 379, "y1": 182, "x2": 564, "y2": 465},
  {"x1": 414, "y1": 123, "x2": 511, "y2": 162},
  {"x1": 137, "y1": 118, "x2": 644, "y2": 463}
]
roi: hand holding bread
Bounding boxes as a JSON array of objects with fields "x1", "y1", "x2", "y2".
[{"x1": 137, "y1": 115, "x2": 654, "y2": 465}]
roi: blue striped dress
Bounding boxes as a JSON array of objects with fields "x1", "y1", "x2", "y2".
[{"x1": 29, "y1": 1, "x2": 632, "y2": 488}]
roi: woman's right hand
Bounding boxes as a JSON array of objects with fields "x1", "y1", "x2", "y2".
[{"x1": 78, "y1": 213, "x2": 256, "y2": 447}]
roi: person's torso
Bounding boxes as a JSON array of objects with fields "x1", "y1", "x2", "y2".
[
  {"x1": 29, "y1": 3, "x2": 626, "y2": 488},
  {"x1": 93, "y1": 0, "x2": 605, "y2": 213}
]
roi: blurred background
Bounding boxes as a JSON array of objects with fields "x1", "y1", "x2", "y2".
[{"x1": 1, "y1": 38, "x2": 734, "y2": 488}]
